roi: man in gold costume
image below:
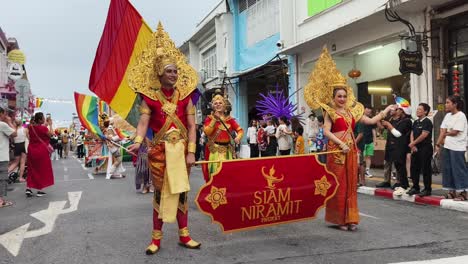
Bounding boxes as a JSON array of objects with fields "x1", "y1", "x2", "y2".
[{"x1": 127, "y1": 23, "x2": 201, "y2": 254}]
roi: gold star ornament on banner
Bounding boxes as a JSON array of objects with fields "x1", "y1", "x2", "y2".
[
  {"x1": 205, "y1": 186, "x2": 228, "y2": 210},
  {"x1": 314, "y1": 176, "x2": 332, "y2": 197}
]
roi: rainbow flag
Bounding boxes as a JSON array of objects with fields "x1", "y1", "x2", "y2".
[
  {"x1": 115, "y1": 128, "x2": 131, "y2": 139},
  {"x1": 88, "y1": 0, "x2": 152, "y2": 127},
  {"x1": 74, "y1": 92, "x2": 105, "y2": 138},
  {"x1": 35, "y1": 97, "x2": 43, "y2": 108},
  {"x1": 98, "y1": 100, "x2": 109, "y2": 115},
  {"x1": 395, "y1": 96, "x2": 410, "y2": 107}
]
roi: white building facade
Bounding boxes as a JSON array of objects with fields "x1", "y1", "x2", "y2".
[
  {"x1": 279, "y1": 0, "x2": 461, "y2": 120},
  {"x1": 179, "y1": 1, "x2": 233, "y2": 124}
]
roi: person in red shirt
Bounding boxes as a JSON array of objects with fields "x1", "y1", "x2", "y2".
[{"x1": 202, "y1": 90, "x2": 243, "y2": 181}]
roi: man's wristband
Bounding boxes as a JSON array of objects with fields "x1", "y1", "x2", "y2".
[
  {"x1": 188, "y1": 142, "x2": 196, "y2": 153},
  {"x1": 134, "y1": 136, "x2": 144, "y2": 144}
]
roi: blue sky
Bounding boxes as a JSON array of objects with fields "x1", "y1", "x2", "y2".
[{"x1": 0, "y1": 0, "x2": 220, "y2": 126}]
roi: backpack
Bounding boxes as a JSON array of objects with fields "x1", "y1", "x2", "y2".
[{"x1": 62, "y1": 134, "x2": 69, "y2": 144}]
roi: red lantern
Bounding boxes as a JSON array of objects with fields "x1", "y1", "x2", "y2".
[
  {"x1": 348, "y1": 69, "x2": 361, "y2": 79},
  {"x1": 452, "y1": 66, "x2": 460, "y2": 95}
]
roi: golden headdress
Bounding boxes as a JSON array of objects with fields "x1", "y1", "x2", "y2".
[
  {"x1": 304, "y1": 47, "x2": 363, "y2": 120},
  {"x1": 128, "y1": 22, "x2": 198, "y2": 100},
  {"x1": 211, "y1": 89, "x2": 226, "y2": 104}
]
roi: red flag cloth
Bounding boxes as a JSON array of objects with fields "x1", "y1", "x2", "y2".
[
  {"x1": 88, "y1": 0, "x2": 152, "y2": 127},
  {"x1": 196, "y1": 154, "x2": 339, "y2": 233}
]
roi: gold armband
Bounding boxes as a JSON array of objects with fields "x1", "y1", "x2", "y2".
[
  {"x1": 187, "y1": 105, "x2": 196, "y2": 115},
  {"x1": 134, "y1": 136, "x2": 144, "y2": 144},
  {"x1": 209, "y1": 119, "x2": 217, "y2": 127},
  {"x1": 187, "y1": 142, "x2": 196, "y2": 153},
  {"x1": 139, "y1": 105, "x2": 152, "y2": 115}
]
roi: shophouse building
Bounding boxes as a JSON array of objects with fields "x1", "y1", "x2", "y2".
[{"x1": 279, "y1": 0, "x2": 461, "y2": 121}]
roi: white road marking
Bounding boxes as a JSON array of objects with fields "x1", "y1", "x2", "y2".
[
  {"x1": 0, "y1": 192, "x2": 82, "y2": 256},
  {"x1": 390, "y1": 255, "x2": 468, "y2": 264},
  {"x1": 64, "y1": 167, "x2": 68, "y2": 172},
  {"x1": 56, "y1": 178, "x2": 91, "y2": 183},
  {"x1": 359, "y1": 212, "x2": 380, "y2": 219},
  {"x1": 87, "y1": 173, "x2": 94, "y2": 180}
]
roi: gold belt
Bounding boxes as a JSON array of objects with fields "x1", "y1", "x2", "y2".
[
  {"x1": 209, "y1": 143, "x2": 230, "y2": 154},
  {"x1": 152, "y1": 129, "x2": 185, "y2": 145}
]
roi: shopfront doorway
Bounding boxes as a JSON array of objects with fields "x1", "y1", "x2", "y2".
[{"x1": 448, "y1": 13, "x2": 468, "y2": 112}]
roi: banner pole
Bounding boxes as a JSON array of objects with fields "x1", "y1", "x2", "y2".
[{"x1": 194, "y1": 150, "x2": 344, "y2": 165}]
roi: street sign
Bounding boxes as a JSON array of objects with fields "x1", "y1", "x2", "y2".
[
  {"x1": 7, "y1": 62, "x2": 24, "y2": 80},
  {"x1": 15, "y1": 79, "x2": 30, "y2": 94},
  {"x1": 399, "y1": 49, "x2": 423, "y2": 75}
]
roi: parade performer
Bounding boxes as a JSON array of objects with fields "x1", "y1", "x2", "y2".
[
  {"x1": 202, "y1": 90, "x2": 243, "y2": 181},
  {"x1": 26, "y1": 112, "x2": 55, "y2": 197},
  {"x1": 304, "y1": 47, "x2": 394, "y2": 231},
  {"x1": 127, "y1": 23, "x2": 201, "y2": 255},
  {"x1": 105, "y1": 125, "x2": 125, "y2": 179}
]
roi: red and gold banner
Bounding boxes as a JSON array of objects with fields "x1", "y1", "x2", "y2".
[{"x1": 196, "y1": 154, "x2": 339, "y2": 233}]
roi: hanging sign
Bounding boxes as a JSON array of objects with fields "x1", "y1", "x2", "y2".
[
  {"x1": 7, "y1": 49, "x2": 26, "y2": 65},
  {"x1": 399, "y1": 49, "x2": 423, "y2": 75},
  {"x1": 7, "y1": 62, "x2": 24, "y2": 80}
]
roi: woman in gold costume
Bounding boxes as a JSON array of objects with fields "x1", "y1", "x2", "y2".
[
  {"x1": 305, "y1": 48, "x2": 395, "y2": 231},
  {"x1": 202, "y1": 91, "x2": 243, "y2": 181}
]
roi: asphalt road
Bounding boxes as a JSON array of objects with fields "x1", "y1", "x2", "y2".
[{"x1": 1, "y1": 156, "x2": 467, "y2": 264}]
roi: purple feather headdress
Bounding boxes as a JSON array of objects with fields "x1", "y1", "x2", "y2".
[{"x1": 256, "y1": 84, "x2": 301, "y2": 121}]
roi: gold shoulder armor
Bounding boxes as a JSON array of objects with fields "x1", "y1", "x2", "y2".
[
  {"x1": 350, "y1": 102, "x2": 364, "y2": 121},
  {"x1": 320, "y1": 103, "x2": 337, "y2": 122}
]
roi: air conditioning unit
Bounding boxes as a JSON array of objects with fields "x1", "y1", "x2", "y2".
[{"x1": 198, "y1": 69, "x2": 206, "y2": 83}]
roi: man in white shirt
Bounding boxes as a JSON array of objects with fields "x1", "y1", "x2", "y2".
[
  {"x1": 0, "y1": 107, "x2": 17, "y2": 208},
  {"x1": 247, "y1": 120, "x2": 259, "y2": 157}
]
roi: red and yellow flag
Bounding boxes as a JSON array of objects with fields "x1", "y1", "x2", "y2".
[
  {"x1": 196, "y1": 154, "x2": 339, "y2": 233},
  {"x1": 88, "y1": 0, "x2": 152, "y2": 127}
]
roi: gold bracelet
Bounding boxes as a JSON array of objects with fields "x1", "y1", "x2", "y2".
[
  {"x1": 139, "y1": 105, "x2": 151, "y2": 115},
  {"x1": 379, "y1": 112, "x2": 386, "y2": 120},
  {"x1": 134, "y1": 135, "x2": 144, "y2": 144},
  {"x1": 339, "y1": 142, "x2": 347, "y2": 149},
  {"x1": 187, "y1": 142, "x2": 196, "y2": 153},
  {"x1": 187, "y1": 105, "x2": 196, "y2": 115}
]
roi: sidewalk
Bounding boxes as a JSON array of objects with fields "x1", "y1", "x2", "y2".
[{"x1": 358, "y1": 168, "x2": 468, "y2": 214}]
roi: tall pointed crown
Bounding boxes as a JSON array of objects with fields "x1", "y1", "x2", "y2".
[
  {"x1": 128, "y1": 22, "x2": 198, "y2": 100},
  {"x1": 304, "y1": 47, "x2": 357, "y2": 110}
]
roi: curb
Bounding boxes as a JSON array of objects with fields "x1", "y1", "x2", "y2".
[{"x1": 357, "y1": 186, "x2": 468, "y2": 213}]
